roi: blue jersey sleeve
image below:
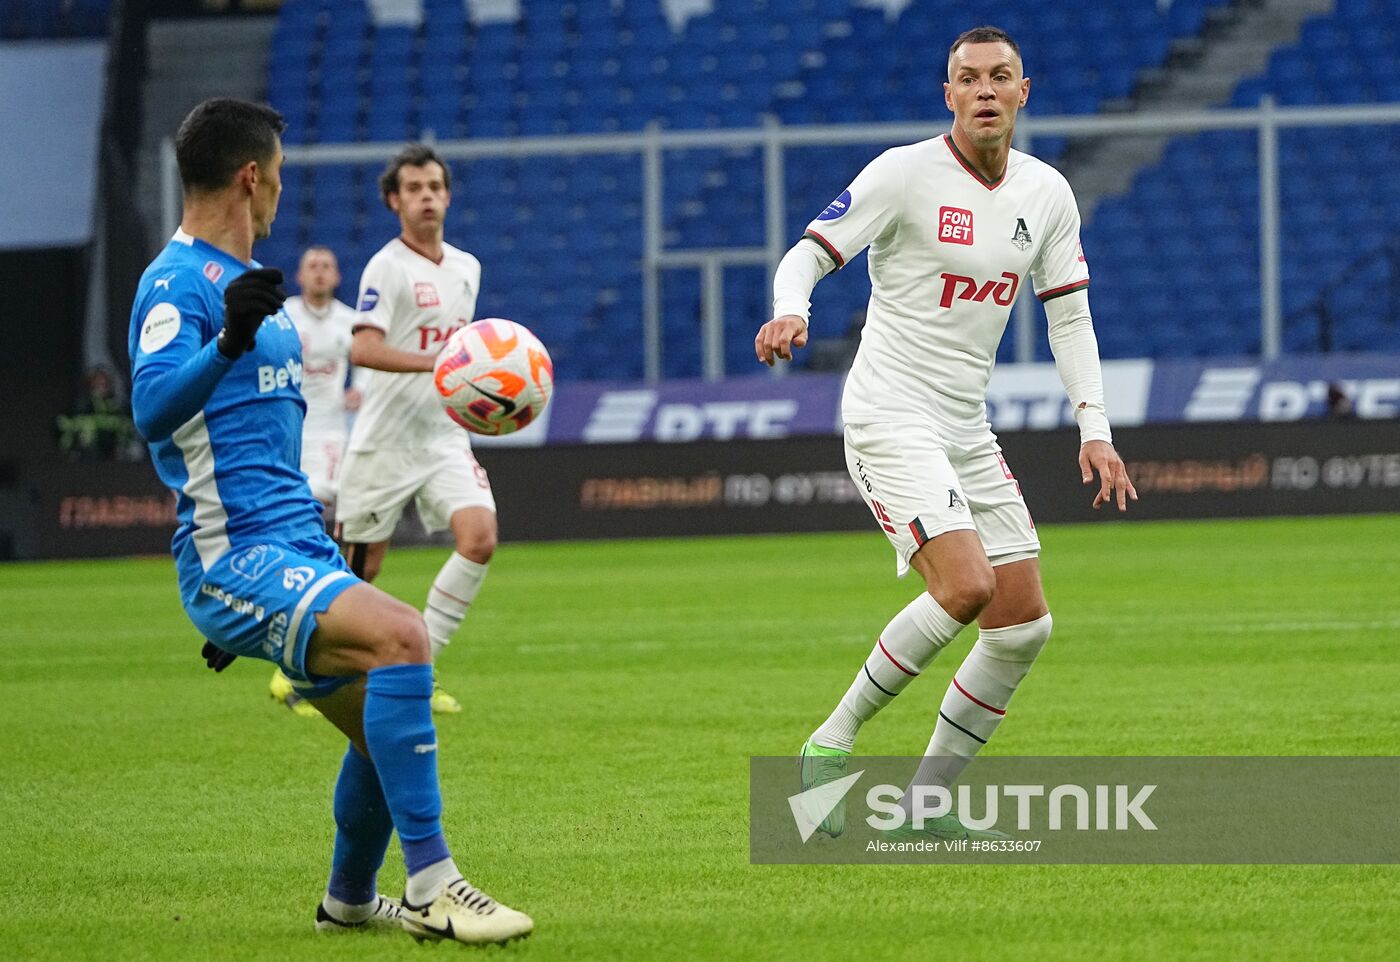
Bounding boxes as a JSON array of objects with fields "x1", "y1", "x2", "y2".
[{"x1": 130, "y1": 277, "x2": 233, "y2": 442}]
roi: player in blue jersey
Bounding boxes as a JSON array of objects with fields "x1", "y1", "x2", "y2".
[{"x1": 128, "y1": 98, "x2": 533, "y2": 946}]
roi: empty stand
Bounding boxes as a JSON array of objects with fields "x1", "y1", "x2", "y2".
[{"x1": 257, "y1": 0, "x2": 1397, "y2": 377}]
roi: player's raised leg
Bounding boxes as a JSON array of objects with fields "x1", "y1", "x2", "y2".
[{"x1": 307, "y1": 583, "x2": 533, "y2": 944}]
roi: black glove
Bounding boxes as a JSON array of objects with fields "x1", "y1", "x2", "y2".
[
  {"x1": 201, "y1": 640, "x2": 238, "y2": 672},
  {"x1": 217, "y1": 267, "x2": 287, "y2": 359}
]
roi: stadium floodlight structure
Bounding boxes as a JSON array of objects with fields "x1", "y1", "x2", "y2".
[{"x1": 162, "y1": 98, "x2": 1400, "y2": 381}]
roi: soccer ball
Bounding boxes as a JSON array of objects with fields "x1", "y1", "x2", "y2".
[{"x1": 433, "y1": 319, "x2": 555, "y2": 435}]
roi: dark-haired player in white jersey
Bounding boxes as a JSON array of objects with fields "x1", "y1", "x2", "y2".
[
  {"x1": 337, "y1": 144, "x2": 494, "y2": 715},
  {"x1": 756, "y1": 26, "x2": 1137, "y2": 839},
  {"x1": 270, "y1": 244, "x2": 364, "y2": 717}
]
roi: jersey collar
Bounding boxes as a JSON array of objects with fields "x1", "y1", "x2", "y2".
[
  {"x1": 170, "y1": 229, "x2": 254, "y2": 269},
  {"x1": 296, "y1": 296, "x2": 336, "y2": 320},
  {"x1": 943, "y1": 134, "x2": 1007, "y2": 191},
  {"x1": 396, "y1": 234, "x2": 446, "y2": 266}
]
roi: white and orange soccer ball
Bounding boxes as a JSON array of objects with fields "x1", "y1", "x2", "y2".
[{"x1": 433, "y1": 319, "x2": 554, "y2": 435}]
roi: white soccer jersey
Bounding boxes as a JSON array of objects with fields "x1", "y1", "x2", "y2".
[
  {"x1": 348, "y1": 237, "x2": 482, "y2": 452},
  {"x1": 284, "y1": 294, "x2": 356, "y2": 439},
  {"x1": 803, "y1": 134, "x2": 1090, "y2": 433}
]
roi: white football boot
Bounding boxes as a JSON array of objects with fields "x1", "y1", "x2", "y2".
[{"x1": 401, "y1": 878, "x2": 534, "y2": 945}]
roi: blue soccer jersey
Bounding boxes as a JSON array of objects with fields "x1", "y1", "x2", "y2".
[{"x1": 129, "y1": 230, "x2": 328, "y2": 601}]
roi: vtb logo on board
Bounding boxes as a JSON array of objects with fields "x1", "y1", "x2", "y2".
[{"x1": 938, "y1": 271, "x2": 1021, "y2": 309}]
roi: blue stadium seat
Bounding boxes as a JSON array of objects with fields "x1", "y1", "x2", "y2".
[{"x1": 315, "y1": 102, "x2": 360, "y2": 142}]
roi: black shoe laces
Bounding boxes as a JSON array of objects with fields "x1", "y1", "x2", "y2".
[{"x1": 446, "y1": 878, "x2": 498, "y2": 915}]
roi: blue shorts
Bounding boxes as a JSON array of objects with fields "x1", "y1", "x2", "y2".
[{"x1": 185, "y1": 539, "x2": 361, "y2": 698}]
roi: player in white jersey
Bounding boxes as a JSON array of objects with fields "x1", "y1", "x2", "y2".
[
  {"x1": 269, "y1": 245, "x2": 364, "y2": 717},
  {"x1": 336, "y1": 144, "x2": 494, "y2": 715},
  {"x1": 288, "y1": 246, "x2": 363, "y2": 504},
  {"x1": 755, "y1": 27, "x2": 1137, "y2": 840}
]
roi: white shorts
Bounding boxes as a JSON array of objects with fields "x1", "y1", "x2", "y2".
[
  {"x1": 336, "y1": 444, "x2": 496, "y2": 543},
  {"x1": 844, "y1": 420, "x2": 1040, "y2": 578},
  {"x1": 301, "y1": 434, "x2": 345, "y2": 503}
]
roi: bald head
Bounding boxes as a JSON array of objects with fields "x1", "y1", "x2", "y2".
[
  {"x1": 947, "y1": 25, "x2": 1022, "y2": 81},
  {"x1": 296, "y1": 246, "x2": 340, "y2": 304}
]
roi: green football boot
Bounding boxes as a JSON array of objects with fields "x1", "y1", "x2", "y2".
[{"x1": 798, "y1": 738, "x2": 852, "y2": 838}]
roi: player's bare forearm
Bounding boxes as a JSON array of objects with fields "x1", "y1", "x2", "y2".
[
  {"x1": 350, "y1": 329, "x2": 435, "y2": 373},
  {"x1": 754, "y1": 314, "x2": 809, "y2": 366},
  {"x1": 1078, "y1": 439, "x2": 1138, "y2": 512}
]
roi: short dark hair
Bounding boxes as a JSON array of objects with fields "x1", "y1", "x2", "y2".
[
  {"x1": 175, "y1": 98, "x2": 285, "y2": 194},
  {"x1": 948, "y1": 25, "x2": 1022, "y2": 78},
  {"x1": 379, "y1": 144, "x2": 452, "y2": 208}
]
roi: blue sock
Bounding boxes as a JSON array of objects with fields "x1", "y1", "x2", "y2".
[
  {"x1": 363, "y1": 664, "x2": 451, "y2": 874},
  {"x1": 327, "y1": 744, "x2": 393, "y2": 905}
]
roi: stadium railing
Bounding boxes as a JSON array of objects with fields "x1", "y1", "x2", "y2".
[{"x1": 159, "y1": 98, "x2": 1400, "y2": 382}]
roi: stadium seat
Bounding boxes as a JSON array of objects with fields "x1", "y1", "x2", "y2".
[{"x1": 264, "y1": 0, "x2": 1400, "y2": 373}]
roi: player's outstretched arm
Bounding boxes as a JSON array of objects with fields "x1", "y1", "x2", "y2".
[
  {"x1": 755, "y1": 314, "x2": 809, "y2": 366},
  {"x1": 350, "y1": 328, "x2": 435, "y2": 373}
]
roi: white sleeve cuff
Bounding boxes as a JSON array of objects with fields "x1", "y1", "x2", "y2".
[
  {"x1": 1044, "y1": 288, "x2": 1113, "y2": 445},
  {"x1": 1074, "y1": 404, "x2": 1113, "y2": 444},
  {"x1": 772, "y1": 239, "x2": 835, "y2": 324}
]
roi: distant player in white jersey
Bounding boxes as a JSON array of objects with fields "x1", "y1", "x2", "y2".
[
  {"x1": 287, "y1": 246, "x2": 362, "y2": 504},
  {"x1": 336, "y1": 144, "x2": 493, "y2": 715},
  {"x1": 269, "y1": 245, "x2": 364, "y2": 717},
  {"x1": 755, "y1": 26, "x2": 1137, "y2": 839}
]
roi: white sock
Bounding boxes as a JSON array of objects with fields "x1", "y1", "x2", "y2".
[
  {"x1": 811, "y1": 593, "x2": 966, "y2": 752},
  {"x1": 405, "y1": 856, "x2": 461, "y2": 907},
  {"x1": 321, "y1": 892, "x2": 374, "y2": 923},
  {"x1": 423, "y1": 553, "x2": 489, "y2": 659},
  {"x1": 912, "y1": 613, "x2": 1054, "y2": 796}
]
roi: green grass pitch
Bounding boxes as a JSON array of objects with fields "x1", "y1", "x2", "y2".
[{"x1": 2, "y1": 515, "x2": 1397, "y2": 961}]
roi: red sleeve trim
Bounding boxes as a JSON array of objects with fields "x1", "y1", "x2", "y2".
[
  {"x1": 1038, "y1": 279, "x2": 1090, "y2": 302},
  {"x1": 803, "y1": 229, "x2": 845, "y2": 268}
]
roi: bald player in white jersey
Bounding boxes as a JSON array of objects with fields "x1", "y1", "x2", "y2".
[
  {"x1": 287, "y1": 246, "x2": 362, "y2": 505},
  {"x1": 755, "y1": 26, "x2": 1137, "y2": 840},
  {"x1": 336, "y1": 144, "x2": 495, "y2": 715},
  {"x1": 269, "y1": 245, "x2": 364, "y2": 717}
]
